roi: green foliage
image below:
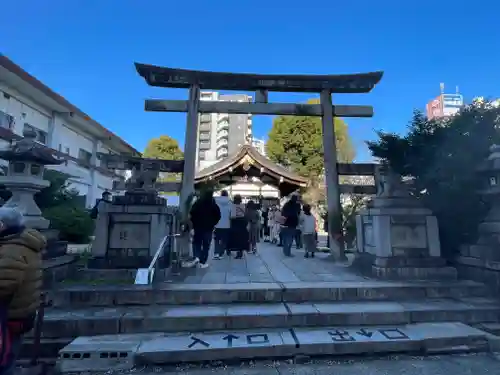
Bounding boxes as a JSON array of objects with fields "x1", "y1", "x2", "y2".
[
  {"x1": 367, "y1": 103, "x2": 500, "y2": 257},
  {"x1": 0, "y1": 169, "x2": 92, "y2": 242},
  {"x1": 143, "y1": 135, "x2": 184, "y2": 182},
  {"x1": 266, "y1": 99, "x2": 355, "y2": 179},
  {"x1": 342, "y1": 196, "x2": 368, "y2": 249},
  {"x1": 143, "y1": 135, "x2": 184, "y2": 160},
  {"x1": 0, "y1": 169, "x2": 83, "y2": 209},
  {"x1": 44, "y1": 205, "x2": 95, "y2": 244},
  {"x1": 38, "y1": 170, "x2": 92, "y2": 243},
  {"x1": 36, "y1": 169, "x2": 84, "y2": 210}
]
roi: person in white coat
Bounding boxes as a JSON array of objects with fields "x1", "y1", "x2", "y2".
[
  {"x1": 299, "y1": 204, "x2": 317, "y2": 258},
  {"x1": 213, "y1": 190, "x2": 232, "y2": 259}
]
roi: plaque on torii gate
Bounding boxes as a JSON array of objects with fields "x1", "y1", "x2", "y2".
[{"x1": 135, "y1": 63, "x2": 383, "y2": 260}]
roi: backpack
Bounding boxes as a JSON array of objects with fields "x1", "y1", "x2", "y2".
[{"x1": 0, "y1": 305, "x2": 12, "y2": 371}]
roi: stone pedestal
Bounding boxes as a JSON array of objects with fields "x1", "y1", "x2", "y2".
[
  {"x1": 354, "y1": 167, "x2": 456, "y2": 280},
  {"x1": 0, "y1": 173, "x2": 50, "y2": 229},
  {"x1": 90, "y1": 191, "x2": 176, "y2": 269},
  {"x1": 456, "y1": 145, "x2": 500, "y2": 290}
]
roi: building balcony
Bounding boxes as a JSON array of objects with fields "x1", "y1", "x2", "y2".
[
  {"x1": 216, "y1": 130, "x2": 229, "y2": 140},
  {"x1": 218, "y1": 113, "x2": 230, "y2": 123},
  {"x1": 217, "y1": 139, "x2": 228, "y2": 148},
  {"x1": 199, "y1": 141, "x2": 211, "y2": 150},
  {"x1": 217, "y1": 148, "x2": 228, "y2": 159},
  {"x1": 199, "y1": 123, "x2": 211, "y2": 132},
  {"x1": 200, "y1": 114, "x2": 211, "y2": 123},
  {"x1": 199, "y1": 131, "x2": 211, "y2": 141},
  {"x1": 217, "y1": 124, "x2": 229, "y2": 132}
]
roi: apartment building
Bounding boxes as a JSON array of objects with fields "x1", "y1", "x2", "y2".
[
  {"x1": 251, "y1": 138, "x2": 266, "y2": 156},
  {"x1": 0, "y1": 54, "x2": 139, "y2": 207},
  {"x1": 197, "y1": 91, "x2": 253, "y2": 170}
]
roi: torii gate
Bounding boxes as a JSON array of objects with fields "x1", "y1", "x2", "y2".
[{"x1": 135, "y1": 64, "x2": 383, "y2": 259}]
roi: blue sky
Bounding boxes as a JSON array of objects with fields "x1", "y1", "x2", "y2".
[{"x1": 2, "y1": 0, "x2": 499, "y2": 161}]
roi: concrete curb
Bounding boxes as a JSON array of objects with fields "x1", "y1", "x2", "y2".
[{"x1": 56, "y1": 322, "x2": 490, "y2": 373}]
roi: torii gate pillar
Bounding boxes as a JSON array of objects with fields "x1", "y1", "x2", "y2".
[{"x1": 321, "y1": 90, "x2": 346, "y2": 260}]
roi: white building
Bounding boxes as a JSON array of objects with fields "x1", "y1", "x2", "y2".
[
  {"x1": 0, "y1": 54, "x2": 139, "y2": 207},
  {"x1": 196, "y1": 91, "x2": 253, "y2": 171},
  {"x1": 251, "y1": 138, "x2": 266, "y2": 156}
]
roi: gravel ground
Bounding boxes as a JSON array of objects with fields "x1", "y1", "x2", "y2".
[{"x1": 66, "y1": 353, "x2": 500, "y2": 375}]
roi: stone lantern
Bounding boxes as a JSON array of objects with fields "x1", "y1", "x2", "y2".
[
  {"x1": 0, "y1": 128, "x2": 64, "y2": 229},
  {"x1": 477, "y1": 144, "x2": 500, "y2": 222}
]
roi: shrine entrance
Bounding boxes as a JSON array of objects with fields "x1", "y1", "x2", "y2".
[
  {"x1": 135, "y1": 63, "x2": 383, "y2": 259},
  {"x1": 195, "y1": 144, "x2": 308, "y2": 204}
]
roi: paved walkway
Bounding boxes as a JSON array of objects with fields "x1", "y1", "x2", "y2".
[
  {"x1": 84, "y1": 353, "x2": 500, "y2": 375},
  {"x1": 165, "y1": 239, "x2": 367, "y2": 285}
]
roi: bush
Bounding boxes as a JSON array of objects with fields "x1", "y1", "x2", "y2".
[
  {"x1": 35, "y1": 169, "x2": 84, "y2": 209},
  {"x1": 44, "y1": 205, "x2": 95, "y2": 244},
  {"x1": 367, "y1": 104, "x2": 500, "y2": 258}
]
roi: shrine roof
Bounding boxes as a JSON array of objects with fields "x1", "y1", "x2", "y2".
[
  {"x1": 195, "y1": 145, "x2": 308, "y2": 187},
  {"x1": 135, "y1": 63, "x2": 383, "y2": 93}
]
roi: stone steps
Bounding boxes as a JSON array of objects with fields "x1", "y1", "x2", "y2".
[
  {"x1": 46, "y1": 280, "x2": 489, "y2": 307},
  {"x1": 57, "y1": 322, "x2": 491, "y2": 373},
  {"x1": 37, "y1": 297, "x2": 500, "y2": 339}
]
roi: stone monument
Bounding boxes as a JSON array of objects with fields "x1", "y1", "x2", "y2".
[
  {"x1": 457, "y1": 144, "x2": 500, "y2": 285},
  {"x1": 90, "y1": 154, "x2": 183, "y2": 269},
  {"x1": 354, "y1": 163, "x2": 457, "y2": 280},
  {"x1": 0, "y1": 127, "x2": 67, "y2": 257}
]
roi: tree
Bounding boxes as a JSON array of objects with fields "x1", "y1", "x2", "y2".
[
  {"x1": 266, "y1": 99, "x2": 355, "y2": 180},
  {"x1": 143, "y1": 135, "x2": 184, "y2": 160},
  {"x1": 367, "y1": 102, "x2": 500, "y2": 258},
  {"x1": 143, "y1": 135, "x2": 184, "y2": 182}
]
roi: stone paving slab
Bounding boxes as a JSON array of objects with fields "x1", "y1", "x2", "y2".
[
  {"x1": 56, "y1": 322, "x2": 490, "y2": 372},
  {"x1": 47, "y1": 279, "x2": 489, "y2": 308},
  {"x1": 163, "y1": 242, "x2": 364, "y2": 284},
  {"x1": 80, "y1": 353, "x2": 500, "y2": 375},
  {"x1": 39, "y1": 298, "x2": 500, "y2": 338}
]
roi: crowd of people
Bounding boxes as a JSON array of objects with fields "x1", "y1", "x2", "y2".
[{"x1": 186, "y1": 190, "x2": 320, "y2": 268}]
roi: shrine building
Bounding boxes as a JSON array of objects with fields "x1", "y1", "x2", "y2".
[{"x1": 194, "y1": 145, "x2": 307, "y2": 206}]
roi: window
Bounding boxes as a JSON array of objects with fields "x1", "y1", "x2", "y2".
[
  {"x1": 78, "y1": 148, "x2": 93, "y2": 166},
  {"x1": 23, "y1": 124, "x2": 48, "y2": 145},
  {"x1": 58, "y1": 145, "x2": 70, "y2": 165},
  {"x1": 0, "y1": 111, "x2": 14, "y2": 130},
  {"x1": 198, "y1": 151, "x2": 206, "y2": 160}
]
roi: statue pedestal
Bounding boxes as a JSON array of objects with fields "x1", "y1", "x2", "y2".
[
  {"x1": 90, "y1": 192, "x2": 176, "y2": 269},
  {"x1": 354, "y1": 193, "x2": 457, "y2": 280}
]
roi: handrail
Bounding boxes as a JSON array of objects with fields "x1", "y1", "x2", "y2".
[{"x1": 135, "y1": 233, "x2": 181, "y2": 285}]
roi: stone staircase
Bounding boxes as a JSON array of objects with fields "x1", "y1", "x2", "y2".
[{"x1": 29, "y1": 279, "x2": 500, "y2": 372}]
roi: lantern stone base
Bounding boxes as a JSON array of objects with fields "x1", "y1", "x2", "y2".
[
  {"x1": 0, "y1": 176, "x2": 50, "y2": 229},
  {"x1": 89, "y1": 194, "x2": 175, "y2": 269},
  {"x1": 353, "y1": 197, "x2": 457, "y2": 280}
]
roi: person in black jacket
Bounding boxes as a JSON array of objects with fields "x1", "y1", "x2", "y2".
[
  {"x1": 90, "y1": 191, "x2": 112, "y2": 219},
  {"x1": 280, "y1": 195, "x2": 301, "y2": 257},
  {"x1": 188, "y1": 190, "x2": 221, "y2": 268}
]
